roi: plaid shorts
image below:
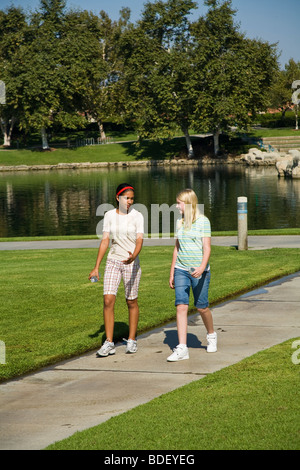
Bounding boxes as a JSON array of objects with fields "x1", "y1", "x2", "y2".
[{"x1": 103, "y1": 258, "x2": 142, "y2": 300}]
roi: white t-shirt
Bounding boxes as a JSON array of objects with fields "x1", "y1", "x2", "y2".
[{"x1": 103, "y1": 208, "x2": 144, "y2": 262}]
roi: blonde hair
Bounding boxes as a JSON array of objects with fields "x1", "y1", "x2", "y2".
[{"x1": 177, "y1": 188, "x2": 200, "y2": 231}]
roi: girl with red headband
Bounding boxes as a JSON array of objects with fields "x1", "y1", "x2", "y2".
[{"x1": 89, "y1": 183, "x2": 144, "y2": 357}]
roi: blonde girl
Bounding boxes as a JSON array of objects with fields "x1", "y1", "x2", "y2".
[{"x1": 168, "y1": 188, "x2": 217, "y2": 361}]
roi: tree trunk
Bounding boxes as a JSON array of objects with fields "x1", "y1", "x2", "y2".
[
  {"x1": 3, "y1": 133, "x2": 11, "y2": 147},
  {"x1": 213, "y1": 128, "x2": 220, "y2": 156},
  {"x1": 0, "y1": 116, "x2": 16, "y2": 147},
  {"x1": 182, "y1": 127, "x2": 194, "y2": 159},
  {"x1": 41, "y1": 127, "x2": 49, "y2": 149}
]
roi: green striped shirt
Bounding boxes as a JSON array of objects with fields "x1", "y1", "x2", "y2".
[{"x1": 175, "y1": 216, "x2": 211, "y2": 271}]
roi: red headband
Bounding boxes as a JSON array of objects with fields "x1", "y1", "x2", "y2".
[{"x1": 116, "y1": 186, "x2": 134, "y2": 197}]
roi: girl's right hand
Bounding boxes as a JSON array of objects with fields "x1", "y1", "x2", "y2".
[
  {"x1": 169, "y1": 276, "x2": 175, "y2": 289},
  {"x1": 89, "y1": 268, "x2": 99, "y2": 281}
]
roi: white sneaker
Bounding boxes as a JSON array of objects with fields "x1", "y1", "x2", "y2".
[
  {"x1": 124, "y1": 338, "x2": 138, "y2": 354},
  {"x1": 206, "y1": 332, "x2": 217, "y2": 353},
  {"x1": 96, "y1": 340, "x2": 116, "y2": 357},
  {"x1": 167, "y1": 345, "x2": 189, "y2": 362}
]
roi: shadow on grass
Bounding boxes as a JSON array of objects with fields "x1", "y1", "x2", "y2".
[
  {"x1": 89, "y1": 321, "x2": 131, "y2": 344},
  {"x1": 118, "y1": 134, "x2": 253, "y2": 161},
  {"x1": 117, "y1": 137, "x2": 189, "y2": 160}
]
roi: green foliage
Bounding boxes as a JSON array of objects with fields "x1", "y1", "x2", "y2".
[
  {"x1": 17, "y1": 4, "x2": 102, "y2": 134},
  {"x1": 191, "y1": 2, "x2": 278, "y2": 144},
  {"x1": 82, "y1": 8, "x2": 133, "y2": 136},
  {"x1": 0, "y1": 6, "x2": 28, "y2": 144},
  {"x1": 0, "y1": 0, "x2": 282, "y2": 152},
  {"x1": 0, "y1": 2, "x2": 131, "y2": 147},
  {"x1": 255, "y1": 111, "x2": 296, "y2": 128},
  {"x1": 268, "y1": 59, "x2": 300, "y2": 113},
  {"x1": 120, "y1": 0, "x2": 279, "y2": 156},
  {"x1": 121, "y1": 0, "x2": 201, "y2": 156}
]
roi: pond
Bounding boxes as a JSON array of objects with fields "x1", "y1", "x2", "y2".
[{"x1": 0, "y1": 164, "x2": 299, "y2": 237}]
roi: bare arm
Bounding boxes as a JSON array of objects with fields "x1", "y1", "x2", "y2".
[
  {"x1": 191, "y1": 237, "x2": 211, "y2": 278},
  {"x1": 88, "y1": 232, "x2": 110, "y2": 280},
  {"x1": 169, "y1": 239, "x2": 179, "y2": 289},
  {"x1": 123, "y1": 234, "x2": 144, "y2": 264}
]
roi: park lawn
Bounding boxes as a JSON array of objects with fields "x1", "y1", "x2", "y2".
[
  {"x1": 46, "y1": 338, "x2": 300, "y2": 450},
  {"x1": 1, "y1": 127, "x2": 299, "y2": 167},
  {"x1": 250, "y1": 127, "x2": 300, "y2": 138},
  {"x1": 0, "y1": 143, "x2": 137, "y2": 165},
  {"x1": 1, "y1": 227, "x2": 300, "y2": 242},
  {"x1": 0, "y1": 245, "x2": 300, "y2": 383},
  {"x1": 0, "y1": 138, "x2": 186, "y2": 166}
]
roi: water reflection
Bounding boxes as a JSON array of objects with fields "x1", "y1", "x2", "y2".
[{"x1": 0, "y1": 164, "x2": 299, "y2": 237}]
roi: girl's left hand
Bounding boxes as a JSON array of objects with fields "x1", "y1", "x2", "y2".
[
  {"x1": 191, "y1": 267, "x2": 203, "y2": 278},
  {"x1": 123, "y1": 251, "x2": 135, "y2": 264}
]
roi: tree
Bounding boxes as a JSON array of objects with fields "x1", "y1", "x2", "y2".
[
  {"x1": 82, "y1": 8, "x2": 132, "y2": 142},
  {"x1": 191, "y1": 0, "x2": 279, "y2": 155},
  {"x1": 120, "y1": 0, "x2": 278, "y2": 158},
  {"x1": 0, "y1": 6, "x2": 28, "y2": 147},
  {"x1": 268, "y1": 59, "x2": 300, "y2": 117},
  {"x1": 0, "y1": 1, "x2": 133, "y2": 148},
  {"x1": 0, "y1": 0, "x2": 280, "y2": 154},
  {"x1": 121, "y1": 0, "x2": 198, "y2": 158},
  {"x1": 16, "y1": 0, "x2": 97, "y2": 148},
  {"x1": 14, "y1": 0, "x2": 110, "y2": 149}
]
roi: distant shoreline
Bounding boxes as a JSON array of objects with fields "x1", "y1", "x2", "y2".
[{"x1": 0, "y1": 155, "x2": 265, "y2": 172}]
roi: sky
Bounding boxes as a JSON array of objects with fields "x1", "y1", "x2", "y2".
[{"x1": 0, "y1": 0, "x2": 299, "y2": 69}]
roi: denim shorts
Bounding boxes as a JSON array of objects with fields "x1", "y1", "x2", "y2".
[{"x1": 174, "y1": 268, "x2": 210, "y2": 309}]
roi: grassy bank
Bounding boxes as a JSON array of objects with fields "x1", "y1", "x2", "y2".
[
  {"x1": 250, "y1": 127, "x2": 300, "y2": 138},
  {"x1": 1, "y1": 245, "x2": 300, "y2": 383},
  {"x1": 1, "y1": 228, "x2": 300, "y2": 242},
  {"x1": 46, "y1": 338, "x2": 300, "y2": 450},
  {"x1": 1, "y1": 126, "x2": 299, "y2": 168},
  {"x1": 0, "y1": 138, "x2": 187, "y2": 166}
]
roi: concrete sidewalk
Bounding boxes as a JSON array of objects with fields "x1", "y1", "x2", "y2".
[
  {"x1": 0, "y1": 235, "x2": 299, "y2": 250},
  {"x1": 0, "y1": 271, "x2": 299, "y2": 450}
]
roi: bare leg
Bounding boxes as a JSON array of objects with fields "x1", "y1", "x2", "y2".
[
  {"x1": 176, "y1": 304, "x2": 189, "y2": 344},
  {"x1": 126, "y1": 298, "x2": 139, "y2": 340},
  {"x1": 103, "y1": 294, "x2": 116, "y2": 342},
  {"x1": 198, "y1": 307, "x2": 214, "y2": 334}
]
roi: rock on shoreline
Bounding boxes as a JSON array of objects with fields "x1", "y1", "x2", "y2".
[{"x1": 240, "y1": 148, "x2": 300, "y2": 178}]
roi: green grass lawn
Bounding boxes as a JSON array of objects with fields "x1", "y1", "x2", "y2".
[
  {"x1": 0, "y1": 128, "x2": 300, "y2": 166},
  {"x1": 1, "y1": 228, "x2": 300, "y2": 242},
  {"x1": 0, "y1": 138, "x2": 187, "y2": 166},
  {"x1": 250, "y1": 127, "x2": 300, "y2": 138},
  {"x1": 1, "y1": 245, "x2": 300, "y2": 383},
  {"x1": 1, "y1": 127, "x2": 299, "y2": 167},
  {"x1": 46, "y1": 338, "x2": 300, "y2": 450}
]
